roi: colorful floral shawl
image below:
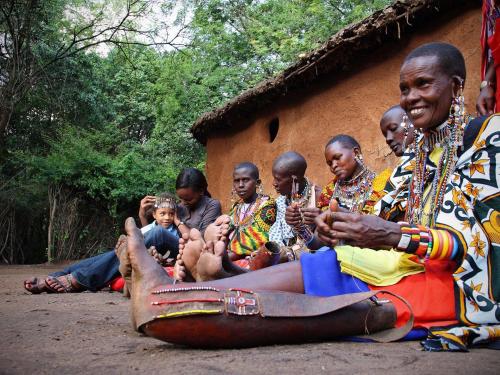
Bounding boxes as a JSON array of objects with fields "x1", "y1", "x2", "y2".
[
  {"x1": 228, "y1": 196, "x2": 276, "y2": 256},
  {"x1": 374, "y1": 115, "x2": 500, "y2": 351}
]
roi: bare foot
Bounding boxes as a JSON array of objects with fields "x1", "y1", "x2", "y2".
[
  {"x1": 175, "y1": 229, "x2": 204, "y2": 281},
  {"x1": 173, "y1": 234, "x2": 194, "y2": 282},
  {"x1": 204, "y1": 215, "x2": 231, "y2": 242},
  {"x1": 124, "y1": 217, "x2": 174, "y2": 329},
  {"x1": 195, "y1": 239, "x2": 233, "y2": 282},
  {"x1": 117, "y1": 234, "x2": 133, "y2": 297},
  {"x1": 114, "y1": 235, "x2": 127, "y2": 257}
]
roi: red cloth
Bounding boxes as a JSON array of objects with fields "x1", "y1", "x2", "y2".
[
  {"x1": 481, "y1": 2, "x2": 500, "y2": 110},
  {"x1": 369, "y1": 259, "x2": 458, "y2": 329},
  {"x1": 109, "y1": 266, "x2": 174, "y2": 292}
]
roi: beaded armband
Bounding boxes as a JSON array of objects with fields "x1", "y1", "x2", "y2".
[{"x1": 397, "y1": 223, "x2": 456, "y2": 261}]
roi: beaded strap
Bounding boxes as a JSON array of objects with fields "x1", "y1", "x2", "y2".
[{"x1": 292, "y1": 223, "x2": 314, "y2": 244}]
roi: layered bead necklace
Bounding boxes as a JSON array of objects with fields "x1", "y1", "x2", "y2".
[
  {"x1": 331, "y1": 166, "x2": 375, "y2": 213},
  {"x1": 232, "y1": 195, "x2": 263, "y2": 229},
  {"x1": 406, "y1": 102, "x2": 465, "y2": 226}
]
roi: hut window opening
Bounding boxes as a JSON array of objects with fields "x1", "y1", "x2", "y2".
[{"x1": 268, "y1": 117, "x2": 279, "y2": 143}]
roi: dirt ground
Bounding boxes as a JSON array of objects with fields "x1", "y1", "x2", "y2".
[{"x1": 1, "y1": 265, "x2": 499, "y2": 375}]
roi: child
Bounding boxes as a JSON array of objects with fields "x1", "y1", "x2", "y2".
[{"x1": 142, "y1": 192, "x2": 181, "y2": 261}]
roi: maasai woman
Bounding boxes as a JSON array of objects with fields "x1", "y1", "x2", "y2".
[
  {"x1": 316, "y1": 134, "x2": 376, "y2": 213},
  {"x1": 227, "y1": 162, "x2": 276, "y2": 261},
  {"x1": 379, "y1": 105, "x2": 416, "y2": 158},
  {"x1": 123, "y1": 42, "x2": 499, "y2": 351}
]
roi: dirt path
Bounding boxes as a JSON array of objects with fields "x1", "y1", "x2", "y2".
[{"x1": 1, "y1": 265, "x2": 498, "y2": 374}]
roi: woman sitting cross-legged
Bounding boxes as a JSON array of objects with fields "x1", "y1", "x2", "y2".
[{"x1": 120, "y1": 42, "x2": 499, "y2": 351}]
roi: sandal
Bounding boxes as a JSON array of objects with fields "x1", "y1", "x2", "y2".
[
  {"x1": 45, "y1": 274, "x2": 81, "y2": 293},
  {"x1": 24, "y1": 277, "x2": 52, "y2": 294}
]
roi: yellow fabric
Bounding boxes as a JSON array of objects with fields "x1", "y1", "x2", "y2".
[{"x1": 334, "y1": 245, "x2": 424, "y2": 286}]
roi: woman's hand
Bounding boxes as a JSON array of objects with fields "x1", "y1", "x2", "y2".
[
  {"x1": 285, "y1": 203, "x2": 302, "y2": 228},
  {"x1": 315, "y1": 211, "x2": 401, "y2": 249},
  {"x1": 301, "y1": 207, "x2": 321, "y2": 226},
  {"x1": 476, "y1": 86, "x2": 496, "y2": 116},
  {"x1": 138, "y1": 195, "x2": 156, "y2": 227}
]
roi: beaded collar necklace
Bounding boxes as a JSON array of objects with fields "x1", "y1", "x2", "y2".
[
  {"x1": 331, "y1": 166, "x2": 375, "y2": 212},
  {"x1": 406, "y1": 117, "x2": 465, "y2": 225},
  {"x1": 232, "y1": 194, "x2": 263, "y2": 228}
]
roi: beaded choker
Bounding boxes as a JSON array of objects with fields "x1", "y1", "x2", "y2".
[{"x1": 331, "y1": 166, "x2": 375, "y2": 213}]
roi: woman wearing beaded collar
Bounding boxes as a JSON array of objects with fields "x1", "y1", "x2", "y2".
[
  {"x1": 124, "y1": 43, "x2": 498, "y2": 351},
  {"x1": 316, "y1": 135, "x2": 376, "y2": 214},
  {"x1": 227, "y1": 162, "x2": 276, "y2": 261}
]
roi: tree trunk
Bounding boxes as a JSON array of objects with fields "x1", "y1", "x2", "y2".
[{"x1": 47, "y1": 185, "x2": 59, "y2": 263}]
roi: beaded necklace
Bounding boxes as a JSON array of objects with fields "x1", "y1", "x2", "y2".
[
  {"x1": 287, "y1": 177, "x2": 312, "y2": 207},
  {"x1": 331, "y1": 166, "x2": 375, "y2": 213},
  {"x1": 406, "y1": 108, "x2": 465, "y2": 226},
  {"x1": 232, "y1": 195, "x2": 263, "y2": 229}
]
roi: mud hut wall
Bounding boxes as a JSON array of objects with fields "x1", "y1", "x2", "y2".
[{"x1": 205, "y1": 9, "x2": 481, "y2": 212}]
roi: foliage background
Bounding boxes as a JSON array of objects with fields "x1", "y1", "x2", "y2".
[{"x1": 0, "y1": 0, "x2": 391, "y2": 263}]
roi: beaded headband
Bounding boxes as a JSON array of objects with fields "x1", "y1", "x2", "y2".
[{"x1": 154, "y1": 196, "x2": 177, "y2": 210}]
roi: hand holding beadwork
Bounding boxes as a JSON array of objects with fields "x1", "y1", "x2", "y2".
[
  {"x1": 285, "y1": 203, "x2": 302, "y2": 228},
  {"x1": 301, "y1": 207, "x2": 321, "y2": 226},
  {"x1": 315, "y1": 211, "x2": 402, "y2": 249}
]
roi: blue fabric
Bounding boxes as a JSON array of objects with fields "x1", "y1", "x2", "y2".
[
  {"x1": 143, "y1": 224, "x2": 179, "y2": 258},
  {"x1": 300, "y1": 247, "x2": 369, "y2": 297},
  {"x1": 48, "y1": 223, "x2": 179, "y2": 292},
  {"x1": 301, "y1": 248, "x2": 427, "y2": 342},
  {"x1": 49, "y1": 250, "x2": 119, "y2": 292}
]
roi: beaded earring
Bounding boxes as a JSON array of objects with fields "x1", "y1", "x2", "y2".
[
  {"x1": 230, "y1": 188, "x2": 239, "y2": 205},
  {"x1": 354, "y1": 153, "x2": 364, "y2": 166},
  {"x1": 401, "y1": 114, "x2": 409, "y2": 151},
  {"x1": 257, "y1": 182, "x2": 264, "y2": 196}
]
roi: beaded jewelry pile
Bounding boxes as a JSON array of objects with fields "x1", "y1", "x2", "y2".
[
  {"x1": 330, "y1": 166, "x2": 375, "y2": 213},
  {"x1": 406, "y1": 89, "x2": 466, "y2": 226}
]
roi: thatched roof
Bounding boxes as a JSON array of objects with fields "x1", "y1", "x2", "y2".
[{"x1": 191, "y1": 0, "x2": 479, "y2": 144}]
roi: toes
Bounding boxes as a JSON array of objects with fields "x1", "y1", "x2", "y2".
[
  {"x1": 204, "y1": 240, "x2": 215, "y2": 255},
  {"x1": 213, "y1": 240, "x2": 226, "y2": 257},
  {"x1": 189, "y1": 228, "x2": 202, "y2": 241},
  {"x1": 125, "y1": 217, "x2": 142, "y2": 238}
]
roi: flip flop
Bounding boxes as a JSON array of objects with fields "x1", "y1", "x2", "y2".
[
  {"x1": 45, "y1": 274, "x2": 80, "y2": 293},
  {"x1": 24, "y1": 277, "x2": 51, "y2": 294}
]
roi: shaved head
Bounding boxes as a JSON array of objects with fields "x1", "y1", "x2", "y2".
[{"x1": 272, "y1": 151, "x2": 307, "y2": 177}]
